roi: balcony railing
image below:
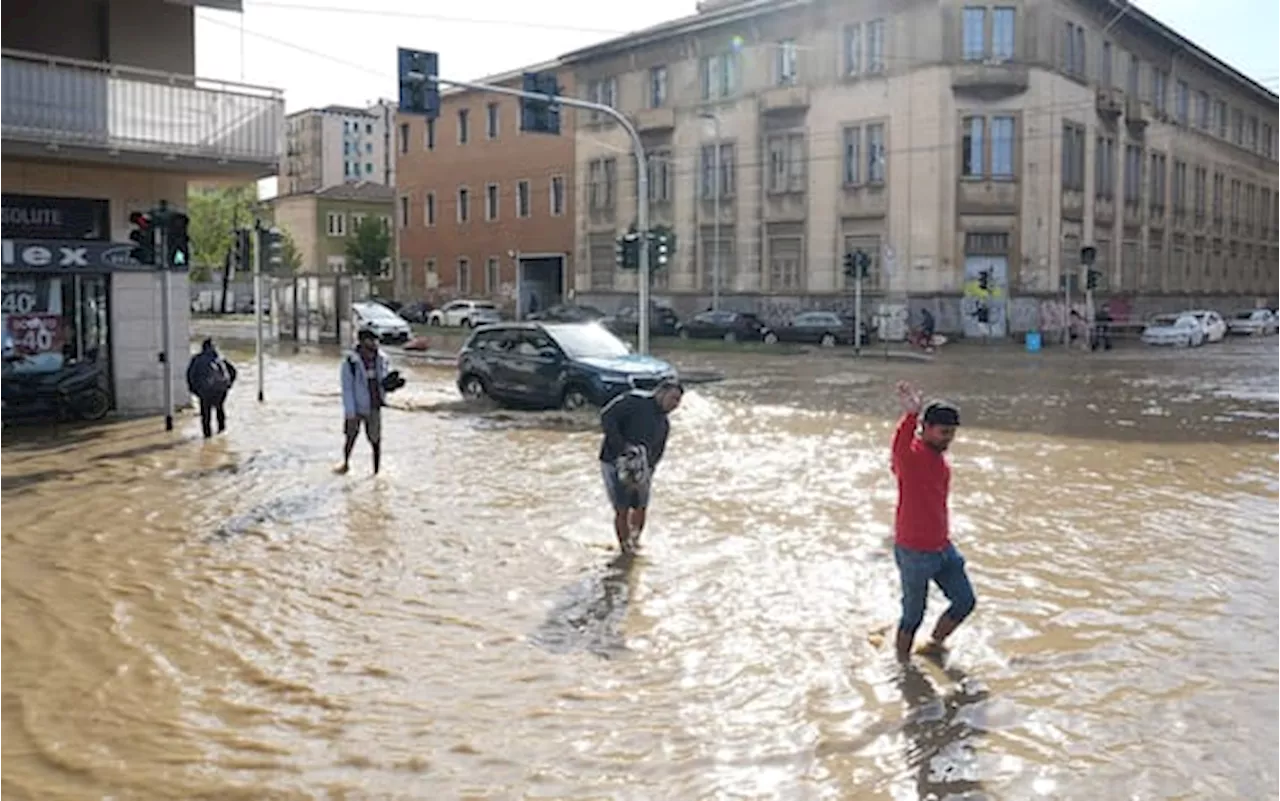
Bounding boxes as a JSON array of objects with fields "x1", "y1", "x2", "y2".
[{"x1": 2, "y1": 48, "x2": 283, "y2": 167}]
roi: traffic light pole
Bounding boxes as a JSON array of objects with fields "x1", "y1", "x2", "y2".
[
  {"x1": 426, "y1": 76, "x2": 653, "y2": 353},
  {"x1": 854, "y1": 266, "x2": 863, "y2": 358},
  {"x1": 254, "y1": 224, "x2": 265, "y2": 403},
  {"x1": 157, "y1": 222, "x2": 174, "y2": 432}
]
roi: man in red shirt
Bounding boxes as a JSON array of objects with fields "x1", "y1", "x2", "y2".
[{"x1": 891, "y1": 380, "x2": 975, "y2": 662}]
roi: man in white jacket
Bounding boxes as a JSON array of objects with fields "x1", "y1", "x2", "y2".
[{"x1": 338, "y1": 327, "x2": 390, "y2": 475}]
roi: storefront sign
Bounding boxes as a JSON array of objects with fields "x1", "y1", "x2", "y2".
[
  {"x1": 2, "y1": 194, "x2": 109, "y2": 241},
  {"x1": 1, "y1": 239, "x2": 184, "y2": 272},
  {"x1": 6, "y1": 313, "x2": 63, "y2": 356}
]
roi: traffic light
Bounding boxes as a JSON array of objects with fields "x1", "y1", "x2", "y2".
[
  {"x1": 1086, "y1": 269, "x2": 1100, "y2": 290},
  {"x1": 520, "y1": 71, "x2": 561, "y2": 135},
  {"x1": 844, "y1": 250, "x2": 870, "y2": 279},
  {"x1": 166, "y1": 212, "x2": 190, "y2": 269},
  {"x1": 260, "y1": 227, "x2": 284, "y2": 272},
  {"x1": 397, "y1": 48, "x2": 440, "y2": 120},
  {"x1": 650, "y1": 226, "x2": 674, "y2": 268},
  {"x1": 977, "y1": 270, "x2": 991, "y2": 291},
  {"x1": 233, "y1": 228, "x2": 251, "y2": 273},
  {"x1": 128, "y1": 211, "x2": 155, "y2": 265}
]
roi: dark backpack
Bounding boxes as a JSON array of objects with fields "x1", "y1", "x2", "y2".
[{"x1": 205, "y1": 359, "x2": 231, "y2": 393}]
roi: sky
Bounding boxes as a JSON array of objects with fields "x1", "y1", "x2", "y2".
[{"x1": 193, "y1": 0, "x2": 1279, "y2": 195}]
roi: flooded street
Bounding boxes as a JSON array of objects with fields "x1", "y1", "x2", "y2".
[{"x1": 3, "y1": 339, "x2": 1277, "y2": 800}]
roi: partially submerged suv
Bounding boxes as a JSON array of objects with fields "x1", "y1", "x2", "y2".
[{"x1": 456, "y1": 322, "x2": 678, "y2": 410}]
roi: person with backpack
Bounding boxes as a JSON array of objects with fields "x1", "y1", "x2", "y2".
[
  {"x1": 186, "y1": 338, "x2": 237, "y2": 439},
  {"x1": 338, "y1": 327, "x2": 396, "y2": 475}
]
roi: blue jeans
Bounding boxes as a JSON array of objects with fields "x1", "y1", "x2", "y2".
[{"x1": 894, "y1": 543, "x2": 976, "y2": 635}]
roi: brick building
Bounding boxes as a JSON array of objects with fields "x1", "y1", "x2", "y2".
[{"x1": 393, "y1": 63, "x2": 576, "y2": 314}]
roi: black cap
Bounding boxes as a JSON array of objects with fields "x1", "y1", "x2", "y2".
[
  {"x1": 922, "y1": 401, "x2": 960, "y2": 426},
  {"x1": 357, "y1": 327, "x2": 378, "y2": 341},
  {"x1": 655, "y1": 377, "x2": 683, "y2": 394}
]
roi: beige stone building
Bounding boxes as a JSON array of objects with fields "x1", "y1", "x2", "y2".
[
  {"x1": 561, "y1": 0, "x2": 1278, "y2": 335},
  {"x1": 283, "y1": 102, "x2": 396, "y2": 195}
]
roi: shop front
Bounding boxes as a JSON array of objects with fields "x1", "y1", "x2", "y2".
[{"x1": 3, "y1": 193, "x2": 189, "y2": 419}]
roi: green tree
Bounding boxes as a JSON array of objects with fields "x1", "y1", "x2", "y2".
[
  {"x1": 279, "y1": 229, "x2": 304, "y2": 273},
  {"x1": 343, "y1": 216, "x2": 391, "y2": 277},
  {"x1": 187, "y1": 184, "x2": 259, "y2": 277}
]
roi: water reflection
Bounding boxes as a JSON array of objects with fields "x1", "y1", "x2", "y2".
[
  {"x1": 532, "y1": 552, "x2": 640, "y2": 659},
  {"x1": 898, "y1": 659, "x2": 989, "y2": 800}
]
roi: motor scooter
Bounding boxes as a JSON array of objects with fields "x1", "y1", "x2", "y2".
[{"x1": 1, "y1": 354, "x2": 112, "y2": 422}]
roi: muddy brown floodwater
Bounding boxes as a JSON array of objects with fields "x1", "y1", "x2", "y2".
[{"x1": 3, "y1": 338, "x2": 1277, "y2": 800}]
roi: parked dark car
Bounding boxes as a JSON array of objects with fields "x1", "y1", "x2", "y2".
[
  {"x1": 772, "y1": 311, "x2": 866, "y2": 346},
  {"x1": 398, "y1": 300, "x2": 433, "y2": 323},
  {"x1": 527, "y1": 304, "x2": 609, "y2": 324},
  {"x1": 456, "y1": 322, "x2": 677, "y2": 411},
  {"x1": 678, "y1": 310, "x2": 773, "y2": 342},
  {"x1": 608, "y1": 305, "x2": 684, "y2": 337}
]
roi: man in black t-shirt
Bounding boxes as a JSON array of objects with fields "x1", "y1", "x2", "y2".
[{"x1": 598, "y1": 378, "x2": 683, "y2": 553}]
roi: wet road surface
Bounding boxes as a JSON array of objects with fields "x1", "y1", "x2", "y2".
[{"x1": 2, "y1": 338, "x2": 1277, "y2": 800}]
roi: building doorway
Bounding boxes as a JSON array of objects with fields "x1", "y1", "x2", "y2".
[
  {"x1": 517, "y1": 254, "x2": 565, "y2": 319},
  {"x1": 961, "y1": 232, "x2": 1010, "y2": 339}
]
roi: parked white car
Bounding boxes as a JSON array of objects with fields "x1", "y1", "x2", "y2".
[
  {"x1": 1141, "y1": 314, "x2": 1206, "y2": 347},
  {"x1": 427, "y1": 300, "x2": 503, "y2": 328},
  {"x1": 1184, "y1": 309, "x2": 1227, "y2": 343},
  {"x1": 352, "y1": 301, "x2": 412, "y2": 342},
  {"x1": 1227, "y1": 308, "x2": 1278, "y2": 336}
]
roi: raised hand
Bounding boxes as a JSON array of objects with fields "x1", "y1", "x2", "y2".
[{"x1": 896, "y1": 381, "x2": 923, "y2": 414}]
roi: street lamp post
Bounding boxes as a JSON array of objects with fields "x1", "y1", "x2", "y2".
[{"x1": 699, "y1": 111, "x2": 722, "y2": 311}]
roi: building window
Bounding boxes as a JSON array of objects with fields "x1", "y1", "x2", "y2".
[
  {"x1": 1212, "y1": 172, "x2": 1224, "y2": 226},
  {"x1": 867, "y1": 123, "x2": 886, "y2": 183},
  {"x1": 1231, "y1": 109, "x2": 1243, "y2": 145},
  {"x1": 1229, "y1": 179, "x2": 1241, "y2": 231},
  {"x1": 766, "y1": 132, "x2": 806, "y2": 193},
  {"x1": 1062, "y1": 21, "x2": 1085, "y2": 76},
  {"x1": 425, "y1": 191, "x2": 436, "y2": 226},
  {"x1": 649, "y1": 66, "x2": 668, "y2": 108},
  {"x1": 992, "y1": 7, "x2": 1015, "y2": 62},
  {"x1": 1247, "y1": 116, "x2": 1259, "y2": 151},
  {"x1": 458, "y1": 108, "x2": 470, "y2": 144},
  {"x1": 700, "y1": 51, "x2": 741, "y2": 99},
  {"x1": 866, "y1": 19, "x2": 885, "y2": 73},
  {"x1": 485, "y1": 183, "x2": 499, "y2": 221},
  {"x1": 365, "y1": 163, "x2": 374, "y2": 175},
  {"x1": 1213, "y1": 99, "x2": 1227, "y2": 137},
  {"x1": 962, "y1": 116, "x2": 985, "y2": 177},
  {"x1": 1193, "y1": 166, "x2": 1207, "y2": 224},
  {"x1": 843, "y1": 23, "x2": 861, "y2": 75},
  {"x1": 458, "y1": 258, "x2": 471, "y2": 293},
  {"x1": 587, "y1": 158, "x2": 617, "y2": 210},
  {"x1": 379, "y1": 258, "x2": 393, "y2": 280},
  {"x1": 550, "y1": 175, "x2": 566, "y2": 216},
  {"x1": 699, "y1": 143, "x2": 736, "y2": 199},
  {"x1": 1127, "y1": 54, "x2": 1140, "y2": 96},
  {"x1": 1061, "y1": 122, "x2": 1085, "y2": 191},
  {"x1": 587, "y1": 77, "x2": 617, "y2": 121},
  {"x1": 1151, "y1": 69, "x2": 1167, "y2": 114},
  {"x1": 326, "y1": 212, "x2": 346, "y2": 237},
  {"x1": 426, "y1": 118, "x2": 436, "y2": 150},
  {"x1": 514, "y1": 180, "x2": 531, "y2": 218},
  {"x1": 775, "y1": 39, "x2": 798, "y2": 85},
  {"x1": 1263, "y1": 124, "x2": 1274, "y2": 159},
  {"x1": 486, "y1": 257, "x2": 500, "y2": 293},
  {"x1": 768, "y1": 236, "x2": 803, "y2": 291},
  {"x1": 842, "y1": 125, "x2": 861, "y2": 185},
  {"x1": 1196, "y1": 91, "x2": 1210, "y2": 129},
  {"x1": 1095, "y1": 136, "x2": 1115, "y2": 200},
  {"x1": 647, "y1": 151, "x2": 672, "y2": 203},
  {"x1": 352, "y1": 212, "x2": 366, "y2": 230},
  {"x1": 990, "y1": 116, "x2": 1014, "y2": 178},
  {"x1": 457, "y1": 187, "x2": 470, "y2": 223},
  {"x1": 327, "y1": 255, "x2": 347, "y2": 273},
  {"x1": 486, "y1": 102, "x2": 499, "y2": 139},
  {"x1": 398, "y1": 196, "x2": 410, "y2": 228},
  {"x1": 1175, "y1": 81, "x2": 1189, "y2": 125},
  {"x1": 1148, "y1": 152, "x2": 1166, "y2": 214},
  {"x1": 962, "y1": 7, "x2": 985, "y2": 61},
  {"x1": 425, "y1": 258, "x2": 437, "y2": 283},
  {"x1": 398, "y1": 123, "x2": 409, "y2": 154},
  {"x1": 1100, "y1": 41, "x2": 1112, "y2": 88},
  {"x1": 1171, "y1": 159, "x2": 1187, "y2": 217},
  {"x1": 1123, "y1": 144, "x2": 1143, "y2": 207}
]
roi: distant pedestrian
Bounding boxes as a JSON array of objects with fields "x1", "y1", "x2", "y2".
[
  {"x1": 338, "y1": 327, "x2": 390, "y2": 475},
  {"x1": 889, "y1": 381, "x2": 975, "y2": 663},
  {"x1": 186, "y1": 338, "x2": 237, "y2": 438},
  {"x1": 598, "y1": 378, "x2": 684, "y2": 553}
]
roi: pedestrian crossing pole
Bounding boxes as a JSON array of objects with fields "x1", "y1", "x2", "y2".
[{"x1": 254, "y1": 223, "x2": 265, "y2": 403}]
